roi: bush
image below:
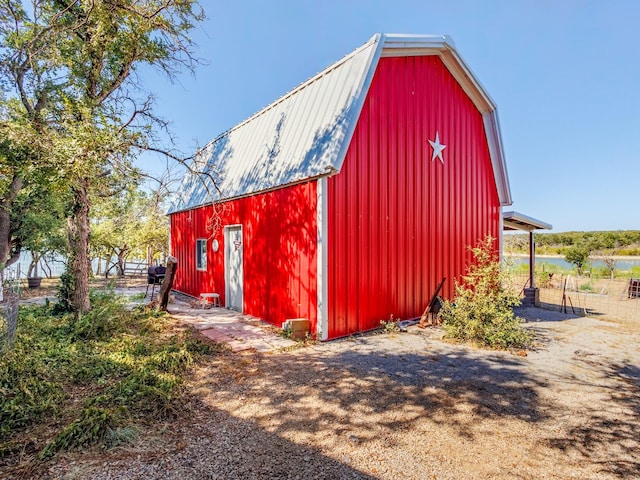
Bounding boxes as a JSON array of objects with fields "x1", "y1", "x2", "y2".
[
  {"x1": 0, "y1": 294, "x2": 222, "y2": 461},
  {"x1": 440, "y1": 236, "x2": 533, "y2": 349}
]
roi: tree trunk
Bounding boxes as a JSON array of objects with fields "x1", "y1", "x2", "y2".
[
  {"x1": 157, "y1": 256, "x2": 177, "y2": 311},
  {"x1": 27, "y1": 252, "x2": 42, "y2": 278},
  {"x1": 116, "y1": 247, "x2": 128, "y2": 277},
  {"x1": 0, "y1": 175, "x2": 23, "y2": 273},
  {"x1": 67, "y1": 177, "x2": 91, "y2": 316}
]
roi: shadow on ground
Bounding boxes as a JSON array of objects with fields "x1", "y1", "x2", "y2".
[
  {"x1": 546, "y1": 359, "x2": 640, "y2": 478},
  {"x1": 196, "y1": 339, "x2": 549, "y2": 444}
]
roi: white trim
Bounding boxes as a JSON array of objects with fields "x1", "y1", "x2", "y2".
[
  {"x1": 316, "y1": 177, "x2": 329, "y2": 341},
  {"x1": 483, "y1": 112, "x2": 512, "y2": 206},
  {"x1": 380, "y1": 34, "x2": 496, "y2": 114},
  {"x1": 332, "y1": 34, "x2": 385, "y2": 173},
  {"x1": 499, "y1": 214, "x2": 504, "y2": 256},
  {"x1": 224, "y1": 224, "x2": 244, "y2": 312},
  {"x1": 167, "y1": 216, "x2": 172, "y2": 257}
]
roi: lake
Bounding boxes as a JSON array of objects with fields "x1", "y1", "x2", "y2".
[{"x1": 505, "y1": 255, "x2": 640, "y2": 271}]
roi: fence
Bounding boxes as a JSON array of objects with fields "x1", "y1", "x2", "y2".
[
  {"x1": 510, "y1": 273, "x2": 639, "y2": 322},
  {"x1": 0, "y1": 272, "x2": 21, "y2": 354},
  {"x1": 13, "y1": 252, "x2": 150, "y2": 279}
]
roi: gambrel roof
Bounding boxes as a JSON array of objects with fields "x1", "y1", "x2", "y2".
[{"x1": 169, "y1": 33, "x2": 512, "y2": 214}]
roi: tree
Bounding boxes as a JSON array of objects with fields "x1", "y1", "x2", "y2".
[
  {"x1": 1, "y1": 0, "x2": 203, "y2": 315},
  {"x1": 564, "y1": 245, "x2": 590, "y2": 275},
  {"x1": 18, "y1": 182, "x2": 67, "y2": 278},
  {"x1": 0, "y1": 117, "x2": 63, "y2": 278},
  {"x1": 90, "y1": 184, "x2": 169, "y2": 277}
]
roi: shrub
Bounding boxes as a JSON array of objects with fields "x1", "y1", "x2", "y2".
[
  {"x1": 380, "y1": 315, "x2": 400, "y2": 334},
  {"x1": 440, "y1": 236, "x2": 533, "y2": 349},
  {"x1": 0, "y1": 294, "x2": 222, "y2": 462},
  {"x1": 54, "y1": 270, "x2": 76, "y2": 313}
]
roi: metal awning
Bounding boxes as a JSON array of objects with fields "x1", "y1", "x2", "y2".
[{"x1": 503, "y1": 211, "x2": 552, "y2": 232}]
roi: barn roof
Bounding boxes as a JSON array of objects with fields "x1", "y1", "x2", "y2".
[{"x1": 169, "y1": 33, "x2": 512, "y2": 214}]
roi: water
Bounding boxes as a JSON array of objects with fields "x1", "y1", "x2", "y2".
[{"x1": 505, "y1": 255, "x2": 640, "y2": 272}]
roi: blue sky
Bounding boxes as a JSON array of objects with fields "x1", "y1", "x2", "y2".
[{"x1": 139, "y1": 0, "x2": 640, "y2": 233}]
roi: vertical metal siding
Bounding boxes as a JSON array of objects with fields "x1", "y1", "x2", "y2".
[
  {"x1": 170, "y1": 181, "x2": 318, "y2": 332},
  {"x1": 327, "y1": 56, "x2": 501, "y2": 339}
]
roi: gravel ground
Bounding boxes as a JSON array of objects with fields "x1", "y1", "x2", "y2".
[{"x1": 20, "y1": 307, "x2": 640, "y2": 479}]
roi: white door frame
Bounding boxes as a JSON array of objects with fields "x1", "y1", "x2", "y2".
[{"x1": 224, "y1": 224, "x2": 244, "y2": 312}]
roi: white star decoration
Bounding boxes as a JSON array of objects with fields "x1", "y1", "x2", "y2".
[{"x1": 428, "y1": 132, "x2": 447, "y2": 164}]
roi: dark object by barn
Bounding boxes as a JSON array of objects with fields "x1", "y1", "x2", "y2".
[
  {"x1": 146, "y1": 266, "x2": 166, "y2": 300},
  {"x1": 418, "y1": 277, "x2": 446, "y2": 328},
  {"x1": 629, "y1": 278, "x2": 640, "y2": 299},
  {"x1": 398, "y1": 277, "x2": 446, "y2": 331}
]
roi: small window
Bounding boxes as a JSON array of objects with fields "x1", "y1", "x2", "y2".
[{"x1": 196, "y1": 239, "x2": 207, "y2": 270}]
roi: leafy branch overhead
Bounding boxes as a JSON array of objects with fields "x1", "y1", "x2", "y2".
[{"x1": 0, "y1": 0, "x2": 205, "y2": 313}]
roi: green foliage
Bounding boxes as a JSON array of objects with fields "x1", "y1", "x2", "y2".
[
  {"x1": 0, "y1": 123, "x2": 66, "y2": 273},
  {"x1": 579, "y1": 282, "x2": 595, "y2": 292},
  {"x1": 0, "y1": 294, "x2": 222, "y2": 460},
  {"x1": 1, "y1": 0, "x2": 204, "y2": 311},
  {"x1": 564, "y1": 245, "x2": 591, "y2": 274},
  {"x1": 54, "y1": 269, "x2": 76, "y2": 313},
  {"x1": 380, "y1": 315, "x2": 400, "y2": 334},
  {"x1": 40, "y1": 406, "x2": 116, "y2": 459},
  {"x1": 504, "y1": 230, "x2": 640, "y2": 257},
  {"x1": 440, "y1": 236, "x2": 533, "y2": 349},
  {"x1": 91, "y1": 185, "x2": 169, "y2": 275},
  {"x1": 0, "y1": 310, "x2": 68, "y2": 438}
]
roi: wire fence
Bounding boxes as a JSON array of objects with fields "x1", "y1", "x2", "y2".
[
  {"x1": 0, "y1": 270, "x2": 21, "y2": 355},
  {"x1": 510, "y1": 273, "x2": 639, "y2": 323}
]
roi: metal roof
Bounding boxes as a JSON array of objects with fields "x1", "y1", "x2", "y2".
[
  {"x1": 169, "y1": 33, "x2": 512, "y2": 214},
  {"x1": 503, "y1": 211, "x2": 553, "y2": 231}
]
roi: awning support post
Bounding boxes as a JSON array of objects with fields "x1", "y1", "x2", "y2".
[{"x1": 529, "y1": 230, "x2": 535, "y2": 289}]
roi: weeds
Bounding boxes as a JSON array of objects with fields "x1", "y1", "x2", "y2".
[
  {"x1": 0, "y1": 291, "x2": 222, "y2": 463},
  {"x1": 380, "y1": 315, "x2": 400, "y2": 334}
]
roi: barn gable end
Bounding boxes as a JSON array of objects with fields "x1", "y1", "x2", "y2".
[{"x1": 325, "y1": 55, "x2": 502, "y2": 338}]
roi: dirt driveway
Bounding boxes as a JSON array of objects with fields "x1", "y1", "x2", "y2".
[{"x1": 44, "y1": 307, "x2": 640, "y2": 480}]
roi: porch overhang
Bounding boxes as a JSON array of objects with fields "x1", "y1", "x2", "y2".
[
  {"x1": 502, "y1": 210, "x2": 552, "y2": 297},
  {"x1": 503, "y1": 211, "x2": 552, "y2": 232}
]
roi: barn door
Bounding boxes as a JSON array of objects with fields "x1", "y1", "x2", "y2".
[{"x1": 224, "y1": 225, "x2": 243, "y2": 312}]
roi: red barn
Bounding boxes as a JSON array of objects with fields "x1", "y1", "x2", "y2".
[{"x1": 169, "y1": 34, "x2": 513, "y2": 340}]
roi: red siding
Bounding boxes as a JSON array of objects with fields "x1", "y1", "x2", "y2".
[
  {"x1": 170, "y1": 181, "x2": 318, "y2": 331},
  {"x1": 327, "y1": 55, "x2": 501, "y2": 338}
]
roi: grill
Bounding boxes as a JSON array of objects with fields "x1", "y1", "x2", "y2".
[{"x1": 145, "y1": 265, "x2": 167, "y2": 300}]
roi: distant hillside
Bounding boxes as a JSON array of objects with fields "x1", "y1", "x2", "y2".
[{"x1": 504, "y1": 230, "x2": 640, "y2": 256}]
